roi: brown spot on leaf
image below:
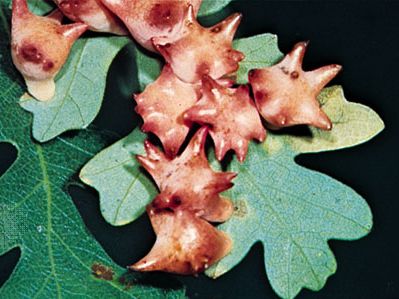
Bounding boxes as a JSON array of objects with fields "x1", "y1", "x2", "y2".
[
  {"x1": 233, "y1": 199, "x2": 248, "y2": 218},
  {"x1": 91, "y1": 263, "x2": 114, "y2": 281}
]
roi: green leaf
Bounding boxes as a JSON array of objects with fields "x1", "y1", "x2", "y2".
[
  {"x1": 80, "y1": 129, "x2": 157, "y2": 226},
  {"x1": 19, "y1": 36, "x2": 130, "y2": 143},
  {"x1": 206, "y1": 88, "x2": 384, "y2": 298},
  {"x1": 7, "y1": 0, "x2": 53, "y2": 15},
  {"x1": 198, "y1": 0, "x2": 233, "y2": 16},
  {"x1": 27, "y1": 0, "x2": 53, "y2": 14},
  {"x1": 133, "y1": 45, "x2": 162, "y2": 91},
  {"x1": 206, "y1": 140, "x2": 373, "y2": 299},
  {"x1": 0, "y1": 5, "x2": 185, "y2": 298},
  {"x1": 233, "y1": 33, "x2": 284, "y2": 84}
]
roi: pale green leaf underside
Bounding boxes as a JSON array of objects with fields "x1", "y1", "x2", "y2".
[
  {"x1": 205, "y1": 87, "x2": 383, "y2": 299},
  {"x1": 0, "y1": 4, "x2": 185, "y2": 298},
  {"x1": 233, "y1": 33, "x2": 284, "y2": 84},
  {"x1": 198, "y1": 0, "x2": 233, "y2": 16},
  {"x1": 80, "y1": 129, "x2": 157, "y2": 226},
  {"x1": 20, "y1": 36, "x2": 130, "y2": 143},
  {"x1": 206, "y1": 140, "x2": 373, "y2": 299}
]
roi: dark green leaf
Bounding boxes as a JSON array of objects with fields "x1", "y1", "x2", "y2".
[{"x1": 0, "y1": 5, "x2": 185, "y2": 298}]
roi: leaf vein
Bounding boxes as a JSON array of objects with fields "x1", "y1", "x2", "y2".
[
  {"x1": 113, "y1": 172, "x2": 143, "y2": 224},
  {"x1": 40, "y1": 40, "x2": 88, "y2": 140},
  {"x1": 36, "y1": 145, "x2": 62, "y2": 299},
  {"x1": 82, "y1": 158, "x2": 131, "y2": 176},
  {"x1": 57, "y1": 137, "x2": 95, "y2": 156}
]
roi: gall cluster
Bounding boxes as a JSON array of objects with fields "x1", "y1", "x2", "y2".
[{"x1": 11, "y1": 0, "x2": 341, "y2": 274}]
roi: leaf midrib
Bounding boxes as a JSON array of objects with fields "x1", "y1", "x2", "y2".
[
  {"x1": 240, "y1": 174, "x2": 324, "y2": 299},
  {"x1": 239, "y1": 167, "x2": 324, "y2": 291},
  {"x1": 113, "y1": 171, "x2": 143, "y2": 224},
  {"x1": 34, "y1": 145, "x2": 142, "y2": 298},
  {"x1": 36, "y1": 144, "x2": 62, "y2": 299},
  {"x1": 241, "y1": 156, "x2": 370, "y2": 232}
]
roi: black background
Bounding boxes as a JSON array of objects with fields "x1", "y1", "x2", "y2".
[{"x1": 1, "y1": 1, "x2": 399, "y2": 298}]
